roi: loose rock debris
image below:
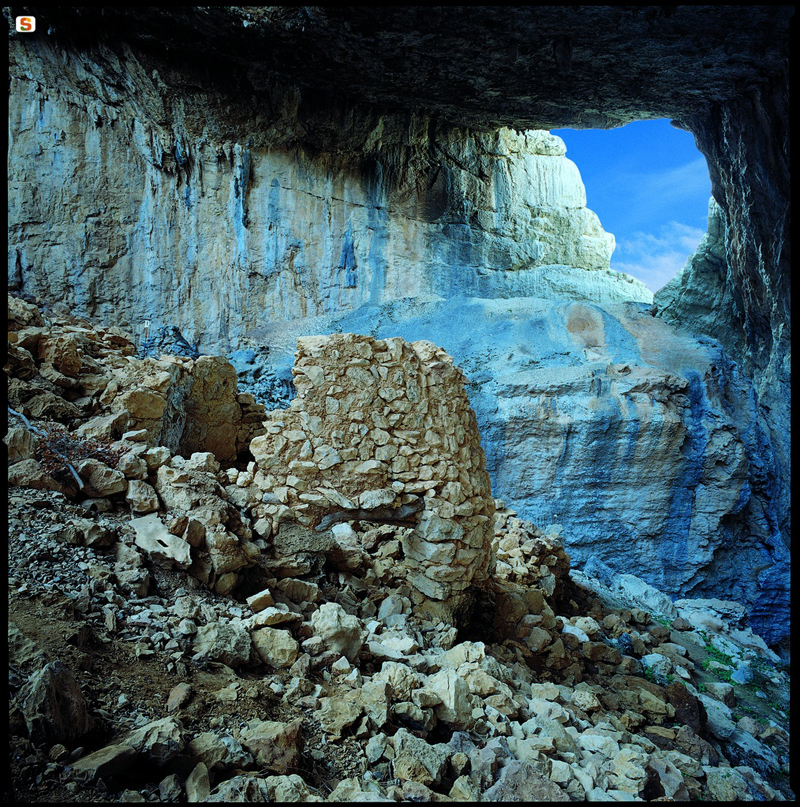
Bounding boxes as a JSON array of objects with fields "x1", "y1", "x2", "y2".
[{"x1": 6, "y1": 293, "x2": 792, "y2": 802}]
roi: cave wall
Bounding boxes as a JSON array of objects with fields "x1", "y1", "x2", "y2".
[
  {"x1": 658, "y1": 77, "x2": 791, "y2": 549},
  {"x1": 8, "y1": 37, "x2": 617, "y2": 353},
  {"x1": 6, "y1": 8, "x2": 790, "y2": 647}
]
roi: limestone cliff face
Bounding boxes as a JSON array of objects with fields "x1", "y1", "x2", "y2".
[
  {"x1": 9, "y1": 39, "x2": 612, "y2": 353},
  {"x1": 658, "y1": 80, "x2": 791, "y2": 555},
  {"x1": 6, "y1": 10, "x2": 789, "y2": 648},
  {"x1": 259, "y1": 292, "x2": 787, "y2": 648}
]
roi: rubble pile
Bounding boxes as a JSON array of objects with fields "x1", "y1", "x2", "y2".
[
  {"x1": 6, "y1": 295, "x2": 266, "y2": 467},
  {"x1": 491, "y1": 503, "x2": 570, "y2": 596},
  {"x1": 6, "y1": 294, "x2": 792, "y2": 802}
]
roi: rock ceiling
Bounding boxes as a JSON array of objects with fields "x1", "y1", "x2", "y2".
[{"x1": 18, "y1": 6, "x2": 792, "y2": 130}]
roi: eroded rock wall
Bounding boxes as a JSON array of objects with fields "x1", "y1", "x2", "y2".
[
  {"x1": 659, "y1": 79, "x2": 791, "y2": 553},
  {"x1": 9, "y1": 38, "x2": 613, "y2": 354}
]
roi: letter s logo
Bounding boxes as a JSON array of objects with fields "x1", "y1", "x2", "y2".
[{"x1": 16, "y1": 16, "x2": 37, "y2": 33}]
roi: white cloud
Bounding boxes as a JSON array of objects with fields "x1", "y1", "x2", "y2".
[
  {"x1": 636, "y1": 157, "x2": 711, "y2": 206},
  {"x1": 611, "y1": 220, "x2": 706, "y2": 293}
]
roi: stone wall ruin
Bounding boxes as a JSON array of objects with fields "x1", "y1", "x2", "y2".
[{"x1": 249, "y1": 334, "x2": 496, "y2": 601}]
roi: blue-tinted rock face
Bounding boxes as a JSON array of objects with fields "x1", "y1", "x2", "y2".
[
  {"x1": 6, "y1": 18, "x2": 789, "y2": 648},
  {"x1": 8, "y1": 40, "x2": 613, "y2": 356},
  {"x1": 310, "y1": 292, "x2": 788, "y2": 647}
]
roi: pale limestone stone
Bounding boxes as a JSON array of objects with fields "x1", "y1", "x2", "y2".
[
  {"x1": 204, "y1": 526, "x2": 249, "y2": 575},
  {"x1": 122, "y1": 428, "x2": 149, "y2": 442},
  {"x1": 143, "y1": 446, "x2": 172, "y2": 471},
  {"x1": 310, "y1": 602, "x2": 366, "y2": 662},
  {"x1": 251, "y1": 628, "x2": 299, "y2": 668},
  {"x1": 77, "y1": 458, "x2": 128, "y2": 497},
  {"x1": 578, "y1": 732, "x2": 619, "y2": 757},
  {"x1": 182, "y1": 452, "x2": 220, "y2": 473},
  {"x1": 569, "y1": 689, "x2": 601, "y2": 713},
  {"x1": 246, "y1": 589, "x2": 275, "y2": 612},
  {"x1": 123, "y1": 717, "x2": 185, "y2": 766},
  {"x1": 192, "y1": 623, "x2": 251, "y2": 668},
  {"x1": 247, "y1": 606, "x2": 303, "y2": 629},
  {"x1": 698, "y1": 693, "x2": 736, "y2": 739},
  {"x1": 450, "y1": 775, "x2": 481, "y2": 801},
  {"x1": 372, "y1": 661, "x2": 424, "y2": 702},
  {"x1": 276, "y1": 578, "x2": 321, "y2": 603},
  {"x1": 264, "y1": 774, "x2": 323, "y2": 803},
  {"x1": 549, "y1": 759, "x2": 572, "y2": 784},
  {"x1": 602, "y1": 747, "x2": 649, "y2": 795},
  {"x1": 483, "y1": 759, "x2": 570, "y2": 802},
  {"x1": 646, "y1": 758, "x2": 689, "y2": 800},
  {"x1": 125, "y1": 479, "x2": 160, "y2": 514},
  {"x1": 4, "y1": 426, "x2": 38, "y2": 463},
  {"x1": 426, "y1": 668, "x2": 474, "y2": 730},
  {"x1": 571, "y1": 616, "x2": 602, "y2": 639},
  {"x1": 317, "y1": 692, "x2": 363, "y2": 738},
  {"x1": 391, "y1": 727, "x2": 449, "y2": 786},
  {"x1": 239, "y1": 718, "x2": 302, "y2": 774},
  {"x1": 75, "y1": 412, "x2": 128, "y2": 441},
  {"x1": 360, "y1": 680, "x2": 391, "y2": 728},
  {"x1": 131, "y1": 513, "x2": 192, "y2": 567},
  {"x1": 118, "y1": 452, "x2": 148, "y2": 480},
  {"x1": 70, "y1": 744, "x2": 137, "y2": 780}
]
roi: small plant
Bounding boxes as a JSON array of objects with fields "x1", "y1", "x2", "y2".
[
  {"x1": 34, "y1": 422, "x2": 125, "y2": 488},
  {"x1": 700, "y1": 656, "x2": 734, "y2": 684},
  {"x1": 704, "y1": 643, "x2": 734, "y2": 667},
  {"x1": 697, "y1": 682, "x2": 706, "y2": 692},
  {"x1": 751, "y1": 656, "x2": 771, "y2": 672}
]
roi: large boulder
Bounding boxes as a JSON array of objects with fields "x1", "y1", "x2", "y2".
[
  {"x1": 192, "y1": 622, "x2": 252, "y2": 668},
  {"x1": 19, "y1": 661, "x2": 94, "y2": 745},
  {"x1": 309, "y1": 602, "x2": 366, "y2": 662}
]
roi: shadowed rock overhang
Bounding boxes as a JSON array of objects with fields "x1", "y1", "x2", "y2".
[{"x1": 14, "y1": 6, "x2": 791, "y2": 131}]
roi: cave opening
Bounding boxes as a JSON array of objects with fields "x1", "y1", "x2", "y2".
[{"x1": 550, "y1": 119, "x2": 712, "y2": 294}]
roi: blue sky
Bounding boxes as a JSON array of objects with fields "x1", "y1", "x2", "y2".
[{"x1": 550, "y1": 119, "x2": 712, "y2": 292}]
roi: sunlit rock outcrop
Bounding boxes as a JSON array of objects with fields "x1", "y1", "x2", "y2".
[{"x1": 8, "y1": 38, "x2": 613, "y2": 352}]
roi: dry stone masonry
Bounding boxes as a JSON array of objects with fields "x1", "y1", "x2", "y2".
[{"x1": 250, "y1": 333, "x2": 496, "y2": 601}]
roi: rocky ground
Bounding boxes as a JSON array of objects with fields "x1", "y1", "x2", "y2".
[{"x1": 6, "y1": 293, "x2": 792, "y2": 802}]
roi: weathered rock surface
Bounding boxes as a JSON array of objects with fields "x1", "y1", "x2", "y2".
[
  {"x1": 238, "y1": 718, "x2": 302, "y2": 774},
  {"x1": 251, "y1": 333, "x2": 496, "y2": 602},
  {"x1": 8, "y1": 33, "x2": 616, "y2": 354},
  {"x1": 70, "y1": 744, "x2": 137, "y2": 780},
  {"x1": 192, "y1": 623, "x2": 252, "y2": 669},
  {"x1": 19, "y1": 661, "x2": 94, "y2": 745},
  {"x1": 7, "y1": 4, "x2": 790, "y2": 647}
]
